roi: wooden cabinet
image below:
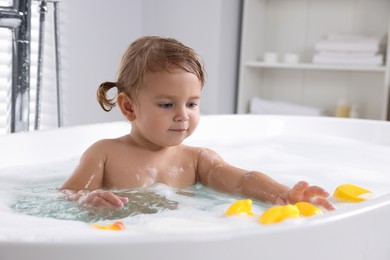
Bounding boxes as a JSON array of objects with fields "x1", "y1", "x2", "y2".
[{"x1": 237, "y1": 0, "x2": 390, "y2": 120}]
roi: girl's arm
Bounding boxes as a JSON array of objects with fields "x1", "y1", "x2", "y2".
[
  {"x1": 61, "y1": 140, "x2": 128, "y2": 208},
  {"x1": 196, "y1": 148, "x2": 334, "y2": 210},
  {"x1": 61, "y1": 141, "x2": 106, "y2": 191}
]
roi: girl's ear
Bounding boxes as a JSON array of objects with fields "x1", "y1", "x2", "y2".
[{"x1": 117, "y1": 92, "x2": 136, "y2": 121}]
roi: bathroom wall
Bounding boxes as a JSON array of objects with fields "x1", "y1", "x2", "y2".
[
  {"x1": 63, "y1": 0, "x2": 241, "y2": 126},
  {"x1": 142, "y1": 0, "x2": 241, "y2": 116},
  {"x1": 63, "y1": 0, "x2": 143, "y2": 126}
]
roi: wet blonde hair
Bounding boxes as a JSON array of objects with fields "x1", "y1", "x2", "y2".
[{"x1": 97, "y1": 36, "x2": 206, "y2": 112}]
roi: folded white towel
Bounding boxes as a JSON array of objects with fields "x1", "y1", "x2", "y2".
[
  {"x1": 317, "y1": 50, "x2": 379, "y2": 58},
  {"x1": 313, "y1": 53, "x2": 383, "y2": 66},
  {"x1": 325, "y1": 33, "x2": 380, "y2": 42},
  {"x1": 250, "y1": 97, "x2": 323, "y2": 116},
  {"x1": 314, "y1": 40, "x2": 381, "y2": 52}
]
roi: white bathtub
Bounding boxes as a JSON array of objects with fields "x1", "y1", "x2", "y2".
[{"x1": 1, "y1": 115, "x2": 390, "y2": 260}]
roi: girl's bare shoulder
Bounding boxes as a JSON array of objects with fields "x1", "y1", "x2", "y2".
[
  {"x1": 179, "y1": 144, "x2": 204, "y2": 153},
  {"x1": 85, "y1": 135, "x2": 131, "y2": 152},
  {"x1": 181, "y1": 145, "x2": 223, "y2": 162}
]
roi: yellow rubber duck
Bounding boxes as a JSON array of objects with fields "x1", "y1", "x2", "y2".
[
  {"x1": 295, "y1": 202, "x2": 323, "y2": 217},
  {"x1": 333, "y1": 184, "x2": 372, "y2": 202},
  {"x1": 259, "y1": 205, "x2": 301, "y2": 224},
  {"x1": 259, "y1": 202, "x2": 323, "y2": 224},
  {"x1": 225, "y1": 199, "x2": 255, "y2": 216},
  {"x1": 226, "y1": 199, "x2": 323, "y2": 224}
]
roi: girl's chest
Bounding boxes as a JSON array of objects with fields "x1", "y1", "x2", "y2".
[{"x1": 103, "y1": 155, "x2": 198, "y2": 189}]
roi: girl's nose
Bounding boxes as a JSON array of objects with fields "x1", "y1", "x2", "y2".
[{"x1": 174, "y1": 106, "x2": 189, "y2": 122}]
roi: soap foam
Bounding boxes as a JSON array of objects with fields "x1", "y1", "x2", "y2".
[{"x1": 1, "y1": 133, "x2": 390, "y2": 242}]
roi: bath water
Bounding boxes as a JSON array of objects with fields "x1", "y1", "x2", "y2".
[
  {"x1": 1, "y1": 133, "x2": 390, "y2": 242},
  {"x1": 9, "y1": 176, "x2": 253, "y2": 223}
]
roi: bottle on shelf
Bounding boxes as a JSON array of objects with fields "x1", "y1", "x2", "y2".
[
  {"x1": 335, "y1": 99, "x2": 351, "y2": 118},
  {"x1": 350, "y1": 106, "x2": 360, "y2": 118}
]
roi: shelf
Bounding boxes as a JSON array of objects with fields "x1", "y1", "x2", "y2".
[
  {"x1": 238, "y1": 0, "x2": 390, "y2": 119},
  {"x1": 245, "y1": 61, "x2": 387, "y2": 73}
]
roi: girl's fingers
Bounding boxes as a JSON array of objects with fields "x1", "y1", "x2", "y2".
[
  {"x1": 91, "y1": 196, "x2": 117, "y2": 210},
  {"x1": 98, "y1": 191, "x2": 127, "y2": 208},
  {"x1": 79, "y1": 190, "x2": 127, "y2": 209},
  {"x1": 289, "y1": 181, "x2": 334, "y2": 210},
  {"x1": 119, "y1": 196, "x2": 129, "y2": 204},
  {"x1": 289, "y1": 181, "x2": 309, "y2": 200},
  {"x1": 311, "y1": 196, "x2": 335, "y2": 210},
  {"x1": 304, "y1": 185, "x2": 330, "y2": 198}
]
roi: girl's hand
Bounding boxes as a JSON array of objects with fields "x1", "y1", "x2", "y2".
[
  {"x1": 77, "y1": 189, "x2": 129, "y2": 209},
  {"x1": 276, "y1": 181, "x2": 335, "y2": 210}
]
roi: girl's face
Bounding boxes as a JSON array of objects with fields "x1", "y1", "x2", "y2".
[{"x1": 130, "y1": 70, "x2": 202, "y2": 149}]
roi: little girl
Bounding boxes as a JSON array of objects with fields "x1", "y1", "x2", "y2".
[{"x1": 61, "y1": 36, "x2": 334, "y2": 211}]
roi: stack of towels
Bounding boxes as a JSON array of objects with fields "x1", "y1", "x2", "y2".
[{"x1": 313, "y1": 34, "x2": 385, "y2": 66}]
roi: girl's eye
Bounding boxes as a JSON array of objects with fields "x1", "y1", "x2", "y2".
[
  {"x1": 187, "y1": 102, "x2": 199, "y2": 108},
  {"x1": 159, "y1": 103, "x2": 173, "y2": 109}
]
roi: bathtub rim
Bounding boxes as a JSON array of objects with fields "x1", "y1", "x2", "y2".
[{"x1": 2, "y1": 114, "x2": 390, "y2": 169}]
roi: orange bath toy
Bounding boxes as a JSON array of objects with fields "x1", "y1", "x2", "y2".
[
  {"x1": 225, "y1": 199, "x2": 255, "y2": 216},
  {"x1": 333, "y1": 184, "x2": 372, "y2": 202},
  {"x1": 294, "y1": 202, "x2": 323, "y2": 217},
  {"x1": 92, "y1": 221, "x2": 125, "y2": 231},
  {"x1": 259, "y1": 202, "x2": 322, "y2": 224},
  {"x1": 259, "y1": 204, "x2": 300, "y2": 224}
]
